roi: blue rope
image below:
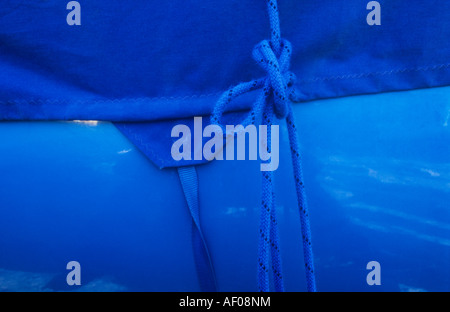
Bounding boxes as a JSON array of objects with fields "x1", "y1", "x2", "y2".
[
  {"x1": 269, "y1": 190, "x2": 284, "y2": 292},
  {"x1": 178, "y1": 166, "x2": 218, "y2": 292},
  {"x1": 211, "y1": 0, "x2": 316, "y2": 292}
]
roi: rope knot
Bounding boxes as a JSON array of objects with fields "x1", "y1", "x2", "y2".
[
  {"x1": 252, "y1": 38, "x2": 294, "y2": 119},
  {"x1": 211, "y1": 38, "x2": 296, "y2": 129}
]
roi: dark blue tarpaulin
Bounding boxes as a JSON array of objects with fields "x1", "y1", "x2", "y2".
[{"x1": 1, "y1": 1, "x2": 450, "y2": 122}]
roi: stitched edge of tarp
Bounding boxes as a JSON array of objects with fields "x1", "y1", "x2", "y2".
[{"x1": 1, "y1": 64, "x2": 450, "y2": 122}]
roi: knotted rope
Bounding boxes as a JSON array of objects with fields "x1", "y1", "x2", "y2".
[{"x1": 211, "y1": 0, "x2": 316, "y2": 292}]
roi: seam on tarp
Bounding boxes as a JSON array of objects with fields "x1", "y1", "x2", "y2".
[
  {"x1": 1, "y1": 62, "x2": 450, "y2": 105},
  {"x1": 0, "y1": 92, "x2": 224, "y2": 104},
  {"x1": 299, "y1": 62, "x2": 450, "y2": 83}
]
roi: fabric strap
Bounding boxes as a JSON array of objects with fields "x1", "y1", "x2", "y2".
[{"x1": 177, "y1": 166, "x2": 217, "y2": 292}]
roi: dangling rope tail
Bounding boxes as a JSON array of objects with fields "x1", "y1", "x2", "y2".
[{"x1": 211, "y1": 0, "x2": 317, "y2": 292}]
